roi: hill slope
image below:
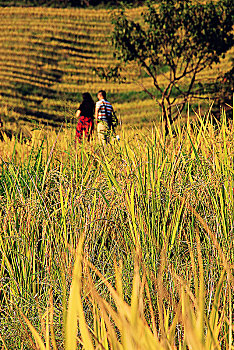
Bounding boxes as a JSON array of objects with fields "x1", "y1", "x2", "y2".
[{"x1": 0, "y1": 6, "x2": 233, "y2": 129}]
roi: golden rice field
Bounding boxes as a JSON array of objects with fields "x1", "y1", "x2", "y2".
[
  {"x1": 0, "y1": 107, "x2": 233, "y2": 349},
  {"x1": 0, "y1": 4, "x2": 233, "y2": 349},
  {"x1": 0, "y1": 6, "x2": 233, "y2": 130}
]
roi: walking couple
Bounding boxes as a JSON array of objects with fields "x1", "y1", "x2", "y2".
[{"x1": 75, "y1": 90, "x2": 116, "y2": 145}]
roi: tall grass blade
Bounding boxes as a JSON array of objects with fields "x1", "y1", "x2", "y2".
[{"x1": 65, "y1": 236, "x2": 94, "y2": 350}]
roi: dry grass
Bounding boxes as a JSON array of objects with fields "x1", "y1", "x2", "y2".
[{"x1": 0, "y1": 106, "x2": 233, "y2": 349}]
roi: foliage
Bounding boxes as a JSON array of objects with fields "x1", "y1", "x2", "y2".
[
  {"x1": 0, "y1": 107, "x2": 233, "y2": 348},
  {"x1": 110, "y1": 0, "x2": 233, "y2": 132},
  {"x1": 93, "y1": 65, "x2": 127, "y2": 84},
  {"x1": 215, "y1": 65, "x2": 234, "y2": 109}
]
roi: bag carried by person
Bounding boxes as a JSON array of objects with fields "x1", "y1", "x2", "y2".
[
  {"x1": 109, "y1": 108, "x2": 118, "y2": 130},
  {"x1": 102, "y1": 102, "x2": 119, "y2": 131}
]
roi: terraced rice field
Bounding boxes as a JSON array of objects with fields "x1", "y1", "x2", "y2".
[{"x1": 0, "y1": 6, "x2": 233, "y2": 129}]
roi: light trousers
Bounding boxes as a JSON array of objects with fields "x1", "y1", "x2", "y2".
[{"x1": 97, "y1": 121, "x2": 109, "y2": 145}]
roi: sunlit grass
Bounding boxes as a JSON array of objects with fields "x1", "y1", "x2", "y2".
[{"x1": 0, "y1": 106, "x2": 233, "y2": 349}]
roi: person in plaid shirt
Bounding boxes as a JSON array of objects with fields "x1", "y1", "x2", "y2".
[{"x1": 95, "y1": 90, "x2": 113, "y2": 145}]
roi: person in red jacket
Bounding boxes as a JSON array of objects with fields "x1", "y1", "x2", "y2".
[{"x1": 75, "y1": 92, "x2": 95, "y2": 143}]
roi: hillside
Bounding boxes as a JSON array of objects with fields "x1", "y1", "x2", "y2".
[{"x1": 0, "y1": 6, "x2": 233, "y2": 129}]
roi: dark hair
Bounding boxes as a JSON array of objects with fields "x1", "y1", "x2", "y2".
[
  {"x1": 98, "y1": 90, "x2": 106, "y2": 100},
  {"x1": 82, "y1": 92, "x2": 94, "y2": 103},
  {"x1": 78, "y1": 92, "x2": 95, "y2": 118}
]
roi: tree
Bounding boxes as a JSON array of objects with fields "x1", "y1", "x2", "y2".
[{"x1": 107, "y1": 0, "x2": 233, "y2": 133}]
